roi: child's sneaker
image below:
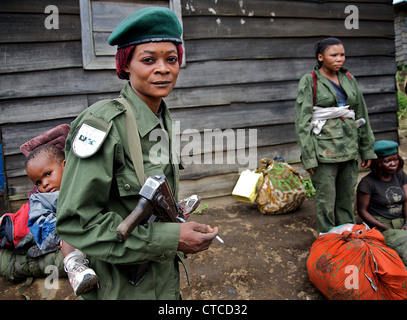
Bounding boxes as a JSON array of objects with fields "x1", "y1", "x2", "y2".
[{"x1": 63, "y1": 250, "x2": 99, "y2": 296}]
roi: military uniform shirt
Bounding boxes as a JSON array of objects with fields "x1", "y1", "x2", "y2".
[{"x1": 56, "y1": 82, "x2": 185, "y2": 300}]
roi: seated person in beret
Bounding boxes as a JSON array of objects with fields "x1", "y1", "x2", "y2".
[
  {"x1": 56, "y1": 7, "x2": 219, "y2": 300},
  {"x1": 357, "y1": 140, "x2": 407, "y2": 232},
  {"x1": 357, "y1": 140, "x2": 407, "y2": 264}
]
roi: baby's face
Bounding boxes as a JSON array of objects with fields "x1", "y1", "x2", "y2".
[{"x1": 26, "y1": 153, "x2": 65, "y2": 193}]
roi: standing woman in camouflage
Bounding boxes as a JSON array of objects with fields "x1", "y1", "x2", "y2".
[
  {"x1": 56, "y1": 7, "x2": 218, "y2": 299},
  {"x1": 294, "y1": 37, "x2": 377, "y2": 234}
]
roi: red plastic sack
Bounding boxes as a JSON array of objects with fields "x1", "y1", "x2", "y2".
[
  {"x1": 307, "y1": 224, "x2": 407, "y2": 300},
  {"x1": 0, "y1": 202, "x2": 31, "y2": 248}
]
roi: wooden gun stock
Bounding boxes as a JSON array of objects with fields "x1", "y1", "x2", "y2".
[
  {"x1": 116, "y1": 174, "x2": 185, "y2": 241},
  {"x1": 116, "y1": 197, "x2": 153, "y2": 241}
]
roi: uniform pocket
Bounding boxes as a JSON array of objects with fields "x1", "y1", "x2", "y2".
[
  {"x1": 314, "y1": 119, "x2": 359, "y2": 161},
  {"x1": 314, "y1": 119, "x2": 345, "y2": 159},
  {"x1": 315, "y1": 119, "x2": 344, "y2": 140},
  {"x1": 116, "y1": 172, "x2": 142, "y2": 197},
  {"x1": 115, "y1": 164, "x2": 163, "y2": 197},
  {"x1": 315, "y1": 94, "x2": 331, "y2": 106}
]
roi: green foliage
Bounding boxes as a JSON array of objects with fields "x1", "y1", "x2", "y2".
[
  {"x1": 396, "y1": 66, "x2": 407, "y2": 132},
  {"x1": 193, "y1": 203, "x2": 209, "y2": 215},
  {"x1": 398, "y1": 91, "x2": 407, "y2": 118}
]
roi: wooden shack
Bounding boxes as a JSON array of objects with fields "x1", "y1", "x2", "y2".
[{"x1": 0, "y1": 0, "x2": 398, "y2": 211}]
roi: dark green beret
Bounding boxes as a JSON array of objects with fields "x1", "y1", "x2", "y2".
[
  {"x1": 108, "y1": 7, "x2": 182, "y2": 49},
  {"x1": 374, "y1": 140, "x2": 399, "y2": 158}
]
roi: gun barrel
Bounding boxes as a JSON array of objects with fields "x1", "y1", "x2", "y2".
[{"x1": 116, "y1": 197, "x2": 153, "y2": 241}]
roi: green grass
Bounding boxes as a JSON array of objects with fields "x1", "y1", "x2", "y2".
[{"x1": 396, "y1": 66, "x2": 407, "y2": 132}]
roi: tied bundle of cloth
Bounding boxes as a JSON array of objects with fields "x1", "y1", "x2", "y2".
[
  {"x1": 255, "y1": 158, "x2": 306, "y2": 214},
  {"x1": 307, "y1": 224, "x2": 407, "y2": 300},
  {"x1": 232, "y1": 158, "x2": 307, "y2": 214},
  {"x1": 311, "y1": 105, "x2": 365, "y2": 135}
]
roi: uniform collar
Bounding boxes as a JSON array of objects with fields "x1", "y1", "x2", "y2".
[
  {"x1": 120, "y1": 82, "x2": 170, "y2": 138},
  {"x1": 313, "y1": 65, "x2": 352, "y2": 102}
]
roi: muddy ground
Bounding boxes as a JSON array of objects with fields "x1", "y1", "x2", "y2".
[{"x1": 179, "y1": 196, "x2": 324, "y2": 300}]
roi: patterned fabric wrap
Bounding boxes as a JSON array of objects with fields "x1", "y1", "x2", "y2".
[
  {"x1": 255, "y1": 158, "x2": 306, "y2": 214},
  {"x1": 307, "y1": 224, "x2": 407, "y2": 300}
]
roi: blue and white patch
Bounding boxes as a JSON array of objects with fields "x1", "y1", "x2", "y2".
[{"x1": 72, "y1": 123, "x2": 107, "y2": 158}]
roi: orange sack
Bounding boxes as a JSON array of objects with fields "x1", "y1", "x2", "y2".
[{"x1": 307, "y1": 224, "x2": 407, "y2": 300}]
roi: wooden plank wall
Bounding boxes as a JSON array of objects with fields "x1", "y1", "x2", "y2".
[{"x1": 0, "y1": 0, "x2": 398, "y2": 211}]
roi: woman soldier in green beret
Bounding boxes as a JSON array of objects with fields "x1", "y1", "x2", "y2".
[{"x1": 56, "y1": 7, "x2": 219, "y2": 299}]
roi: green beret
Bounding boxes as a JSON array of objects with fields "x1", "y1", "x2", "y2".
[
  {"x1": 108, "y1": 7, "x2": 182, "y2": 49},
  {"x1": 374, "y1": 140, "x2": 399, "y2": 158}
]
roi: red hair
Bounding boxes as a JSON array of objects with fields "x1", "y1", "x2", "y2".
[{"x1": 115, "y1": 43, "x2": 183, "y2": 80}]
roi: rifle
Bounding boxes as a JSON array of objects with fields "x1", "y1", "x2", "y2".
[
  {"x1": 117, "y1": 175, "x2": 224, "y2": 285},
  {"x1": 116, "y1": 174, "x2": 193, "y2": 241},
  {"x1": 117, "y1": 174, "x2": 202, "y2": 286}
]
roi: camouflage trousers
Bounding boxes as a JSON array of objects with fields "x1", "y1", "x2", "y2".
[{"x1": 311, "y1": 160, "x2": 358, "y2": 233}]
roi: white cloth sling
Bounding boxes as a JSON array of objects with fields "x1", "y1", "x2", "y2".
[{"x1": 311, "y1": 105, "x2": 355, "y2": 135}]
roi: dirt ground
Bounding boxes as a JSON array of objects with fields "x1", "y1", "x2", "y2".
[
  {"x1": 179, "y1": 195, "x2": 324, "y2": 300},
  {"x1": 1, "y1": 131, "x2": 407, "y2": 300}
]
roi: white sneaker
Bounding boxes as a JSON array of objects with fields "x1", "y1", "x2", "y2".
[{"x1": 63, "y1": 250, "x2": 99, "y2": 296}]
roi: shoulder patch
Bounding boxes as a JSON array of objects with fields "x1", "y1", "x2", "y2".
[{"x1": 72, "y1": 114, "x2": 112, "y2": 158}]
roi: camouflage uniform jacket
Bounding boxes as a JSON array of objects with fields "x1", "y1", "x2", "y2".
[{"x1": 294, "y1": 66, "x2": 377, "y2": 170}]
